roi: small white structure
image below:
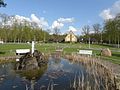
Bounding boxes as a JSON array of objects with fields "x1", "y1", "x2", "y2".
[
  {"x1": 78, "y1": 50, "x2": 92, "y2": 56},
  {"x1": 31, "y1": 41, "x2": 35, "y2": 54},
  {"x1": 0, "y1": 41, "x2": 4, "y2": 44},
  {"x1": 16, "y1": 41, "x2": 35, "y2": 55},
  {"x1": 16, "y1": 49, "x2": 30, "y2": 55}
]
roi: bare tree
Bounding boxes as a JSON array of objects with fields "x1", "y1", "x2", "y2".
[
  {"x1": 93, "y1": 24, "x2": 101, "y2": 34},
  {"x1": 54, "y1": 27, "x2": 60, "y2": 35},
  {"x1": 82, "y1": 25, "x2": 91, "y2": 48},
  {"x1": 82, "y1": 25, "x2": 90, "y2": 36},
  {"x1": 92, "y1": 23, "x2": 101, "y2": 43},
  {"x1": 53, "y1": 27, "x2": 61, "y2": 42}
]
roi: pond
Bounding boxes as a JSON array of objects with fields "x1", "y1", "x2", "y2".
[{"x1": 0, "y1": 57, "x2": 116, "y2": 90}]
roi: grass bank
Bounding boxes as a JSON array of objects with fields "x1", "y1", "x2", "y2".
[{"x1": 0, "y1": 43, "x2": 120, "y2": 64}]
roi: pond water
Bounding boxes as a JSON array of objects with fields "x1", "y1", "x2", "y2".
[{"x1": 0, "y1": 57, "x2": 116, "y2": 90}]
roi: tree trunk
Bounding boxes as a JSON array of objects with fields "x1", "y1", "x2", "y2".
[
  {"x1": 109, "y1": 36, "x2": 111, "y2": 45},
  {"x1": 118, "y1": 35, "x2": 120, "y2": 48},
  {"x1": 89, "y1": 37, "x2": 90, "y2": 49}
]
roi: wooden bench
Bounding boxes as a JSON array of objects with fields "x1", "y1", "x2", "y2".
[{"x1": 78, "y1": 50, "x2": 92, "y2": 56}]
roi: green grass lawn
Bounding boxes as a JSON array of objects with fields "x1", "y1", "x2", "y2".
[{"x1": 0, "y1": 43, "x2": 120, "y2": 64}]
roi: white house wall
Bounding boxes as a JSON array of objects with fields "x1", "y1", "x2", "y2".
[{"x1": 65, "y1": 34, "x2": 77, "y2": 42}]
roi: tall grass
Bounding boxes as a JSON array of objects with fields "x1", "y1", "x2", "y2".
[{"x1": 65, "y1": 54, "x2": 118, "y2": 90}]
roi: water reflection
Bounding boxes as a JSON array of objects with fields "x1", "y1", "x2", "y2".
[
  {"x1": 16, "y1": 65, "x2": 47, "y2": 80},
  {"x1": 0, "y1": 57, "x2": 117, "y2": 90},
  {"x1": 15, "y1": 63, "x2": 48, "y2": 90}
]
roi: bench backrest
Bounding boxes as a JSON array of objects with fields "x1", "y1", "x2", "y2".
[
  {"x1": 16, "y1": 49, "x2": 30, "y2": 55},
  {"x1": 79, "y1": 50, "x2": 92, "y2": 55}
]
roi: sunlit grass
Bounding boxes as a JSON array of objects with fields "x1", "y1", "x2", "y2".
[{"x1": 0, "y1": 43, "x2": 120, "y2": 64}]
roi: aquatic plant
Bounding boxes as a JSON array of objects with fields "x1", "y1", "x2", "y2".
[{"x1": 65, "y1": 54, "x2": 117, "y2": 90}]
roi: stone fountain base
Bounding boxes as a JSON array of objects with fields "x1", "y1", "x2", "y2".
[{"x1": 15, "y1": 50, "x2": 48, "y2": 70}]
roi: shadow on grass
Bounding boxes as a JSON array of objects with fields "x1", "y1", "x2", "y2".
[
  {"x1": 0, "y1": 51, "x2": 6, "y2": 54},
  {"x1": 100, "y1": 44, "x2": 118, "y2": 48},
  {"x1": 112, "y1": 53, "x2": 120, "y2": 58}
]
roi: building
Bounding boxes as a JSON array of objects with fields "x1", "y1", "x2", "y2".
[{"x1": 65, "y1": 31, "x2": 77, "y2": 42}]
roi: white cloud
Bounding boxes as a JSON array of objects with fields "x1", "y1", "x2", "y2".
[
  {"x1": 111, "y1": 0, "x2": 120, "y2": 15},
  {"x1": 0, "y1": 14, "x2": 49, "y2": 29},
  {"x1": 68, "y1": 26, "x2": 77, "y2": 32},
  {"x1": 51, "y1": 21, "x2": 64, "y2": 29},
  {"x1": 89, "y1": 30, "x2": 95, "y2": 34},
  {"x1": 58, "y1": 17, "x2": 75, "y2": 23},
  {"x1": 51, "y1": 17, "x2": 75, "y2": 30},
  {"x1": 31, "y1": 14, "x2": 40, "y2": 24},
  {"x1": 100, "y1": 0, "x2": 120, "y2": 20},
  {"x1": 2, "y1": 15, "x2": 31, "y2": 26},
  {"x1": 100, "y1": 9, "x2": 114, "y2": 20},
  {"x1": 31, "y1": 14, "x2": 48, "y2": 28},
  {"x1": 6, "y1": 14, "x2": 49, "y2": 28},
  {"x1": 14, "y1": 15, "x2": 31, "y2": 23}
]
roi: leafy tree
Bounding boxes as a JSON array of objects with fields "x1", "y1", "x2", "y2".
[
  {"x1": 0, "y1": 0, "x2": 7, "y2": 7},
  {"x1": 104, "y1": 19, "x2": 117, "y2": 44},
  {"x1": 103, "y1": 14, "x2": 120, "y2": 48}
]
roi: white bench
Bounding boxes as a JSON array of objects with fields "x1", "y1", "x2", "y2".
[
  {"x1": 16, "y1": 49, "x2": 30, "y2": 55},
  {"x1": 78, "y1": 50, "x2": 92, "y2": 56}
]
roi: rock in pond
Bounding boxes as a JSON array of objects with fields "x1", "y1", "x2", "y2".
[{"x1": 15, "y1": 50, "x2": 48, "y2": 70}]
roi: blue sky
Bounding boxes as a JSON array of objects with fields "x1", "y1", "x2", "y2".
[{"x1": 0, "y1": 0, "x2": 119, "y2": 34}]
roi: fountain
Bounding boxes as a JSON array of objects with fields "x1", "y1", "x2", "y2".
[
  {"x1": 14, "y1": 41, "x2": 48, "y2": 90},
  {"x1": 15, "y1": 41, "x2": 48, "y2": 70}
]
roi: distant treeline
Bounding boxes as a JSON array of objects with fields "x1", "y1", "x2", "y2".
[
  {"x1": 0, "y1": 14, "x2": 120, "y2": 45},
  {"x1": 0, "y1": 25, "x2": 49, "y2": 43},
  {"x1": 0, "y1": 24, "x2": 66, "y2": 43},
  {"x1": 79, "y1": 14, "x2": 120, "y2": 46}
]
